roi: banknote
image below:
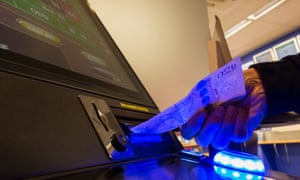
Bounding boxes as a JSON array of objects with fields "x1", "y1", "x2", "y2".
[{"x1": 131, "y1": 57, "x2": 246, "y2": 134}]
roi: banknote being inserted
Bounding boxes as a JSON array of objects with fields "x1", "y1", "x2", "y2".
[{"x1": 131, "y1": 58, "x2": 246, "y2": 134}]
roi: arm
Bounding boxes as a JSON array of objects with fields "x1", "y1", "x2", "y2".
[{"x1": 251, "y1": 53, "x2": 300, "y2": 116}]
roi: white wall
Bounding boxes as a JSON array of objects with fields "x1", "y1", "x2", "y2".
[{"x1": 88, "y1": 0, "x2": 210, "y2": 111}]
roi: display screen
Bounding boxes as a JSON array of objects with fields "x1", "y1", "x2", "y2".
[{"x1": 0, "y1": 0, "x2": 154, "y2": 106}]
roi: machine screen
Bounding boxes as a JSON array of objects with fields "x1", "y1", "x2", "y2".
[{"x1": 0, "y1": 0, "x2": 139, "y2": 93}]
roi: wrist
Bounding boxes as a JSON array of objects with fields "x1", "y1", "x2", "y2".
[{"x1": 243, "y1": 68, "x2": 264, "y2": 87}]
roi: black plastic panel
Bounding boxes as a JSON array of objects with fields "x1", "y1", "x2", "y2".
[{"x1": 0, "y1": 70, "x2": 109, "y2": 179}]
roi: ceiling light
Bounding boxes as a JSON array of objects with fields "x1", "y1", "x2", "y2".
[
  {"x1": 248, "y1": 0, "x2": 286, "y2": 21},
  {"x1": 224, "y1": 0, "x2": 286, "y2": 39},
  {"x1": 225, "y1": 19, "x2": 252, "y2": 39}
]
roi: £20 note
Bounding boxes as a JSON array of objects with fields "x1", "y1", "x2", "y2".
[{"x1": 131, "y1": 58, "x2": 246, "y2": 134}]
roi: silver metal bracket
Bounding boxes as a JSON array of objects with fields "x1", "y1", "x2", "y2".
[{"x1": 79, "y1": 95, "x2": 134, "y2": 160}]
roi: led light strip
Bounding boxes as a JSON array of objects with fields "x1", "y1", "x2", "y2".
[
  {"x1": 213, "y1": 150, "x2": 265, "y2": 174},
  {"x1": 214, "y1": 166, "x2": 263, "y2": 180}
]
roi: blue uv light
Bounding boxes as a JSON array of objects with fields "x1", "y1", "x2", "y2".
[
  {"x1": 129, "y1": 133, "x2": 162, "y2": 144},
  {"x1": 213, "y1": 150, "x2": 265, "y2": 175},
  {"x1": 214, "y1": 166, "x2": 263, "y2": 180}
]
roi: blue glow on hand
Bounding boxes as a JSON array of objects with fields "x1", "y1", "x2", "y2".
[{"x1": 213, "y1": 150, "x2": 265, "y2": 174}]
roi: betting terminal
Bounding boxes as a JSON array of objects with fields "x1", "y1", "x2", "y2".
[{"x1": 0, "y1": 0, "x2": 298, "y2": 179}]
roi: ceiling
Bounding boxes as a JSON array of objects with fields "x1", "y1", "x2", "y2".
[{"x1": 207, "y1": 0, "x2": 300, "y2": 58}]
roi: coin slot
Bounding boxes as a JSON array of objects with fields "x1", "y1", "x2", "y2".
[
  {"x1": 79, "y1": 95, "x2": 134, "y2": 159},
  {"x1": 92, "y1": 102, "x2": 109, "y2": 131}
]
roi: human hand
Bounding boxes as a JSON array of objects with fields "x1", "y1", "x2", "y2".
[
  {"x1": 131, "y1": 58, "x2": 245, "y2": 134},
  {"x1": 181, "y1": 68, "x2": 267, "y2": 149}
]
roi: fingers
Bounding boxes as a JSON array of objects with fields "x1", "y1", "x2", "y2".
[
  {"x1": 232, "y1": 107, "x2": 248, "y2": 142},
  {"x1": 179, "y1": 68, "x2": 267, "y2": 149},
  {"x1": 181, "y1": 102, "x2": 264, "y2": 149},
  {"x1": 247, "y1": 92, "x2": 267, "y2": 137},
  {"x1": 242, "y1": 69, "x2": 267, "y2": 139},
  {"x1": 194, "y1": 106, "x2": 225, "y2": 147},
  {"x1": 181, "y1": 110, "x2": 206, "y2": 139},
  {"x1": 182, "y1": 105, "x2": 251, "y2": 150},
  {"x1": 212, "y1": 105, "x2": 237, "y2": 149}
]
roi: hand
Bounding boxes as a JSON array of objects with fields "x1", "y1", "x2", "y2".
[{"x1": 181, "y1": 68, "x2": 267, "y2": 149}]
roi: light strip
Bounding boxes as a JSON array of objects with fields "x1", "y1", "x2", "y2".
[
  {"x1": 225, "y1": 19, "x2": 252, "y2": 39},
  {"x1": 213, "y1": 150, "x2": 265, "y2": 173},
  {"x1": 248, "y1": 0, "x2": 286, "y2": 21},
  {"x1": 224, "y1": 0, "x2": 286, "y2": 39}
]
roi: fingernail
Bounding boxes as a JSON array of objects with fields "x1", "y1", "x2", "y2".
[
  {"x1": 196, "y1": 80, "x2": 206, "y2": 89},
  {"x1": 200, "y1": 88, "x2": 208, "y2": 97},
  {"x1": 202, "y1": 96, "x2": 210, "y2": 105}
]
